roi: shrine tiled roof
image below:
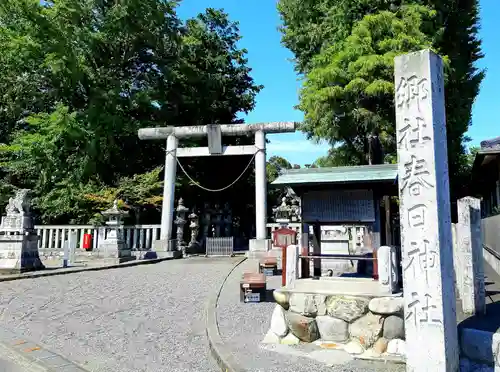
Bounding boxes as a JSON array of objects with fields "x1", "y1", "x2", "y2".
[
  {"x1": 471, "y1": 138, "x2": 500, "y2": 176},
  {"x1": 271, "y1": 163, "x2": 398, "y2": 186}
]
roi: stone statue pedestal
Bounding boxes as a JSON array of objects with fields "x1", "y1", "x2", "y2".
[
  {"x1": 0, "y1": 233, "x2": 44, "y2": 274},
  {"x1": 0, "y1": 189, "x2": 44, "y2": 274}
]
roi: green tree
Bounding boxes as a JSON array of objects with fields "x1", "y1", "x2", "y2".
[
  {"x1": 278, "y1": 0, "x2": 484, "y2": 199},
  {"x1": 277, "y1": 0, "x2": 391, "y2": 74},
  {"x1": 0, "y1": 1, "x2": 261, "y2": 223},
  {"x1": 467, "y1": 146, "x2": 480, "y2": 168},
  {"x1": 266, "y1": 155, "x2": 292, "y2": 182},
  {"x1": 300, "y1": 5, "x2": 437, "y2": 164}
]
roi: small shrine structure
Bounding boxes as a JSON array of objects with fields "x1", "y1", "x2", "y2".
[{"x1": 271, "y1": 164, "x2": 399, "y2": 276}]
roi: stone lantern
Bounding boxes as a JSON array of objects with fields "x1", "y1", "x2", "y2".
[
  {"x1": 188, "y1": 209, "x2": 199, "y2": 252},
  {"x1": 100, "y1": 200, "x2": 133, "y2": 263},
  {"x1": 174, "y1": 198, "x2": 189, "y2": 255},
  {"x1": 273, "y1": 197, "x2": 292, "y2": 227},
  {"x1": 290, "y1": 198, "x2": 301, "y2": 222}
]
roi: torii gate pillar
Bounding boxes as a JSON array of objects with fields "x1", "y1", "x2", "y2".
[{"x1": 138, "y1": 122, "x2": 296, "y2": 256}]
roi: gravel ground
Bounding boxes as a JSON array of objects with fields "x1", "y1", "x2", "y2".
[
  {"x1": 0, "y1": 257, "x2": 243, "y2": 372},
  {"x1": 216, "y1": 259, "x2": 406, "y2": 372}
]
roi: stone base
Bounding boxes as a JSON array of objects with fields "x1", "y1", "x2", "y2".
[
  {"x1": 98, "y1": 240, "x2": 134, "y2": 263},
  {"x1": 249, "y1": 239, "x2": 271, "y2": 252},
  {"x1": 152, "y1": 239, "x2": 177, "y2": 252},
  {"x1": 0, "y1": 234, "x2": 45, "y2": 274},
  {"x1": 152, "y1": 250, "x2": 182, "y2": 259},
  {"x1": 0, "y1": 258, "x2": 45, "y2": 274},
  {"x1": 265, "y1": 290, "x2": 406, "y2": 359},
  {"x1": 248, "y1": 239, "x2": 271, "y2": 257},
  {"x1": 150, "y1": 239, "x2": 182, "y2": 259}
]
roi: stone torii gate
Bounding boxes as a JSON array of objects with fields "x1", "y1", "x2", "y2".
[{"x1": 138, "y1": 122, "x2": 296, "y2": 256}]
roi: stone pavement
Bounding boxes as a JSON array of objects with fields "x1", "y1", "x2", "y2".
[
  {"x1": 0, "y1": 256, "x2": 243, "y2": 372},
  {"x1": 0, "y1": 343, "x2": 42, "y2": 372},
  {"x1": 216, "y1": 259, "x2": 406, "y2": 372},
  {"x1": 0, "y1": 254, "x2": 175, "y2": 283}
]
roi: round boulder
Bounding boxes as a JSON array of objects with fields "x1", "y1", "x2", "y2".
[
  {"x1": 289, "y1": 293, "x2": 327, "y2": 317},
  {"x1": 387, "y1": 339, "x2": 406, "y2": 356},
  {"x1": 315, "y1": 315, "x2": 349, "y2": 342},
  {"x1": 270, "y1": 304, "x2": 288, "y2": 337},
  {"x1": 372, "y1": 337, "x2": 389, "y2": 355},
  {"x1": 281, "y1": 332, "x2": 300, "y2": 345},
  {"x1": 326, "y1": 295, "x2": 369, "y2": 323},
  {"x1": 344, "y1": 339, "x2": 365, "y2": 355},
  {"x1": 368, "y1": 297, "x2": 404, "y2": 315},
  {"x1": 383, "y1": 315, "x2": 405, "y2": 340},
  {"x1": 262, "y1": 330, "x2": 281, "y2": 344},
  {"x1": 286, "y1": 311, "x2": 320, "y2": 343},
  {"x1": 273, "y1": 289, "x2": 290, "y2": 310},
  {"x1": 349, "y1": 313, "x2": 383, "y2": 348}
]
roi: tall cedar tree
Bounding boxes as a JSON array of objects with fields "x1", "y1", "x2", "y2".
[{"x1": 278, "y1": 0, "x2": 484, "y2": 200}]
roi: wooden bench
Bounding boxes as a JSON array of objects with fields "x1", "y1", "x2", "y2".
[
  {"x1": 259, "y1": 256, "x2": 278, "y2": 276},
  {"x1": 240, "y1": 272, "x2": 266, "y2": 303}
]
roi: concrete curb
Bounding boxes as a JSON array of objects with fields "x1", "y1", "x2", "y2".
[
  {"x1": 0, "y1": 256, "x2": 179, "y2": 283},
  {"x1": 205, "y1": 257, "x2": 247, "y2": 372},
  {"x1": 0, "y1": 325, "x2": 88, "y2": 372}
]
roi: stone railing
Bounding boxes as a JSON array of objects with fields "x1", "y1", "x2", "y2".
[
  {"x1": 35, "y1": 224, "x2": 162, "y2": 253},
  {"x1": 36, "y1": 223, "x2": 301, "y2": 253},
  {"x1": 34, "y1": 223, "x2": 369, "y2": 254}
]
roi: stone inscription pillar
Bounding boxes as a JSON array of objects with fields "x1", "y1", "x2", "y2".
[
  {"x1": 160, "y1": 134, "x2": 178, "y2": 243},
  {"x1": 394, "y1": 50, "x2": 459, "y2": 371},
  {"x1": 457, "y1": 196, "x2": 485, "y2": 315}
]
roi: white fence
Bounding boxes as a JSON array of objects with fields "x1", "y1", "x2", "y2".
[
  {"x1": 206, "y1": 237, "x2": 234, "y2": 256},
  {"x1": 35, "y1": 224, "x2": 162, "y2": 252},
  {"x1": 34, "y1": 223, "x2": 368, "y2": 253}
]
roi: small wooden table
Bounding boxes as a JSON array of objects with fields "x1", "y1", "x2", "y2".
[{"x1": 240, "y1": 272, "x2": 266, "y2": 303}]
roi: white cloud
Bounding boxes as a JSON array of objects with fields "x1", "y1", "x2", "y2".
[{"x1": 267, "y1": 139, "x2": 330, "y2": 154}]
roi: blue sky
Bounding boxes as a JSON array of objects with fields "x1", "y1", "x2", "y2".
[{"x1": 177, "y1": 0, "x2": 499, "y2": 166}]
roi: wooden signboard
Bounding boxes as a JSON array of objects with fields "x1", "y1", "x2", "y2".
[
  {"x1": 272, "y1": 227, "x2": 298, "y2": 286},
  {"x1": 272, "y1": 227, "x2": 297, "y2": 248}
]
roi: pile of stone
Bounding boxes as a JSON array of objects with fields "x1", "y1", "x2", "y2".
[{"x1": 262, "y1": 290, "x2": 406, "y2": 359}]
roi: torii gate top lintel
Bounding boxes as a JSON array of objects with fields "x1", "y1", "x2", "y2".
[{"x1": 138, "y1": 121, "x2": 297, "y2": 140}]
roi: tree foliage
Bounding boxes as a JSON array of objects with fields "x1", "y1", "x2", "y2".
[
  {"x1": 278, "y1": 0, "x2": 484, "y2": 198},
  {"x1": 266, "y1": 155, "x2": 292, "y2": 183},
  {"x1": 0, "y1": 0, "x2": 262, "y2": 223},
  {"x1": 300, "y1": 5, "x2": 438, "y2": 164}
]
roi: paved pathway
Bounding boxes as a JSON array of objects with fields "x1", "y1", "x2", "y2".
[
  {"x1": 216, "y1": 259, "x2": 406, "y2": 372},
  {"x1": 0, "y1": 257, "x2": 243, "y2": 372},
  {"x1": 0, "y1": 344, "x2": 38, "y2": 372}
]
